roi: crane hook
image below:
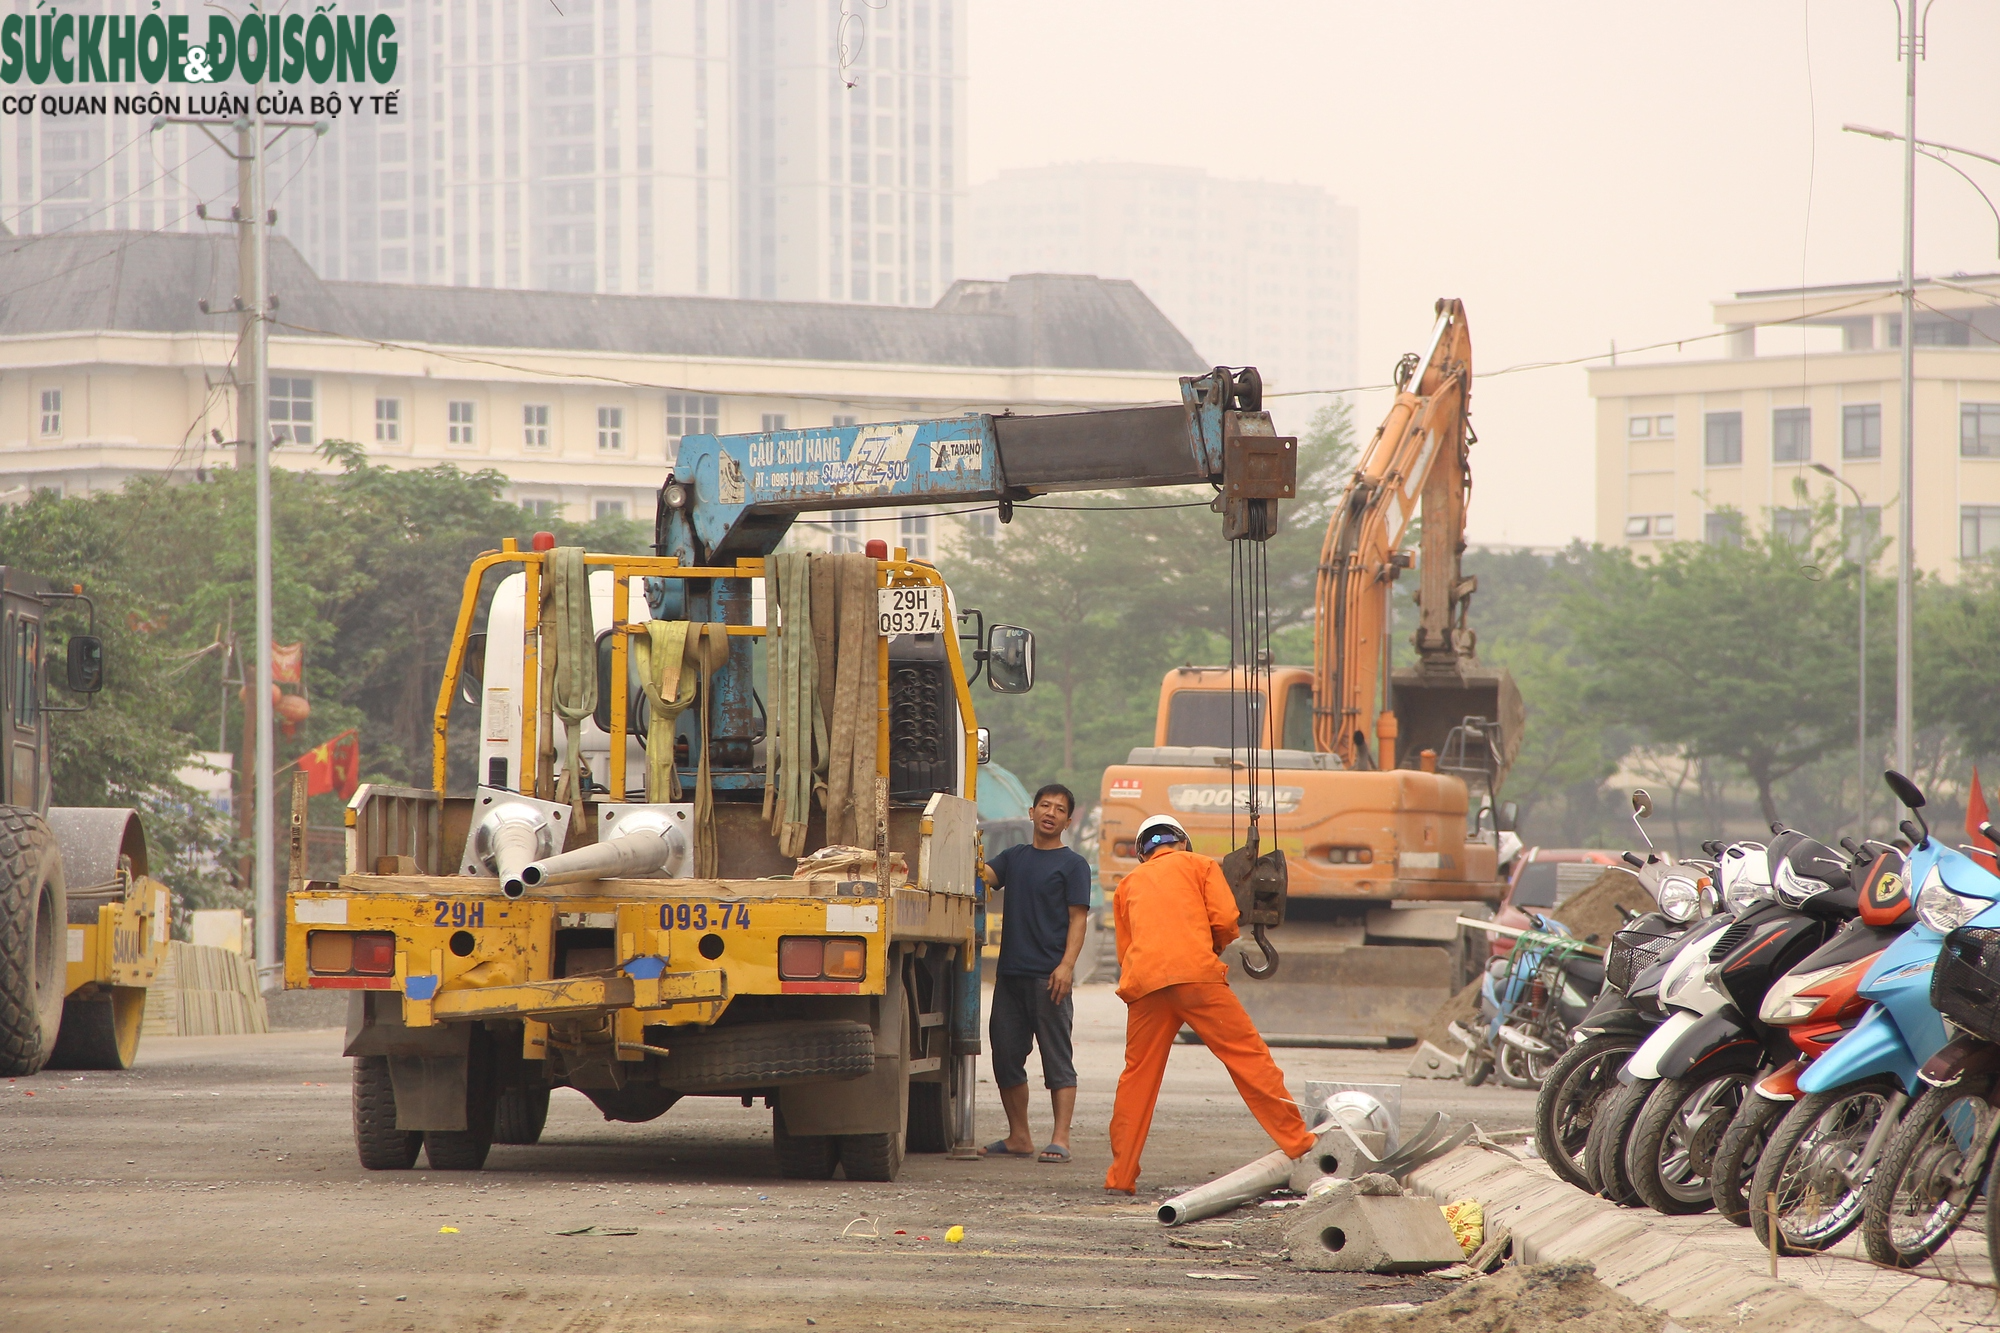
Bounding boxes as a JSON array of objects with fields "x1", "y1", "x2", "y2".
[{"x1": 1241, "y1": 924, "x2": 1280, "y2": 979}]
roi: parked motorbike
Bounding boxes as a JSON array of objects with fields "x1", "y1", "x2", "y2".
[
  {"x1": 1467, "y1": 910, "x2": 1604, "y2": 1089},
  {"x1": 1855, "y1": 770, "x2": 2000, "y2": 1267},
  {"x1": 1931, "y1": 901, "x2": 2000, "y2": 1280},
  {"x1": 1618, "y1": 829, "x2": 1858, "y2": 1214},
  {"x1": 1536, "y1": 812, "x2": 1723, "y2": 1193},
  {"x1": 1739, "y1": 846, "x2": 1923, "y2": 1250}
]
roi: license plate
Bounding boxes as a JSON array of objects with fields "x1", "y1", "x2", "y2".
[{"x1": 878, "y1": 585, "x2": 944, "y2": 636}]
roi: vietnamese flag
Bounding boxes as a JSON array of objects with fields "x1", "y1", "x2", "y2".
[
  {"x1": 1968, "y1": 766, "x2": 1998, "y2": 863},
  {"x1": 300, "y1": 730, "x2": 361, "y2": 800}
]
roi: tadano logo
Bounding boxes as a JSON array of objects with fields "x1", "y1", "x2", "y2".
[{"x1": 0, "y1": 4, "x2": 398, "y2": 87}]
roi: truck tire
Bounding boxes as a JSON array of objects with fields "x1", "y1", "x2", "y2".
[
  {"x1": 492, "y1": 1084, "x2": 550, "y2": 1145},
  {"x1": 352, "y1": 1055, "x2": 423, "y2": 1170},
  {"x1": 907, "y1": 1050, "x2": 966, "y2": 1154},
  {"x1": 772, "y1": 1104, "x2": 839, "y2": 1179},
  {"x1": 423, "y1": 1028, "x2": 498, "y2": 1171},
  {"x1": 657, "y1": 1020, "x2": 876, "y2": 1092},
  {"x1": 0, "y1": 808, "x2": 67, "y2": 1077},
  {"x1": 48, "y1": 985, "x2": 144, "y2": 1070},
  {"x1": 839, "y1": 1129, "x2": 904, "y2": 1182}
]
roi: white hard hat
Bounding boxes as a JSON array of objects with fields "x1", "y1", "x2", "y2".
[{"x1": 1134, "y1": 814, "x2": 1190, "y2": 857}]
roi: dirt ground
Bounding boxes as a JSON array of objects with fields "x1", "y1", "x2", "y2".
[{"x1": 0, "y1": 984, "x2": 1539, "y2": 1333}]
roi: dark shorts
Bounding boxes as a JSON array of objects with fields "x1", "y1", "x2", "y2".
[{"x1": 989, "y1": 973, "x2": 1076, "y2": 1090}]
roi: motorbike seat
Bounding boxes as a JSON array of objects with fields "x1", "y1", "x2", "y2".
[{"x1": 1559, "y1": 955, "x2": 1606, "y2": 989}]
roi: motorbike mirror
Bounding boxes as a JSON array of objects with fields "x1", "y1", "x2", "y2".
[
  {"x1": 1884, "y1": 769, "x2": 1930, "y2": 839},
  {"x1": 1496, "y1": 800, "x2": 1518, "y2": 833},
  {"x1": 1628, "y1": 790, "x2": 1656, "y2": 850}
]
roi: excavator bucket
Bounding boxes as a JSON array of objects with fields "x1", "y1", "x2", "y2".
[{"x1": 1388, "y1": 664, "x2": 1525, "y2": 801}]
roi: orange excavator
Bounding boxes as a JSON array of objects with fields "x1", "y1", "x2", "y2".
[{"x1": 1097, "y1": 299, "x2": 1524, "y2": 1043}]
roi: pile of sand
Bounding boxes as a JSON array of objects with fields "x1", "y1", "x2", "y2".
[{"x1": 1300, "y1": 1261, "x2": 1665, "y2": 1333}]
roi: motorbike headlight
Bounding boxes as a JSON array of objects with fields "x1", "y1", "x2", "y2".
[
  {"x1": 1757, "y1": 961, "x2": 1855, "y2": 1025},
  {"x1": 1725, "y1": 869, "x2": 1772, "y2": 913},
  {"x1": 1657, "y1": 875, "x2": 1701, "y2": 924},
  {"x1": 1720, "y1": 844, "x2": 1772, "y2": 913},
  {"x1": 1914, "y1": 866, "x2": 1984, "y2": 933}
]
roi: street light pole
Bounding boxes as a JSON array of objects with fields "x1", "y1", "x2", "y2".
[
  {"x1": 1895, "y1": 0, "x2": 1918, "y2": 778},
  {"x1": 1814, "y1": 463, "x2": 1868, "y2": 834}
]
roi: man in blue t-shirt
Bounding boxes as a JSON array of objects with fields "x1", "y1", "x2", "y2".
[{"x1": 979, "y1": 782, "x2": 1093, "y2": 1163}]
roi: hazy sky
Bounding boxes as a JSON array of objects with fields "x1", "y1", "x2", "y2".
[{"x1": 966, "y1": 1, "x2": 2000, "y2": 546}]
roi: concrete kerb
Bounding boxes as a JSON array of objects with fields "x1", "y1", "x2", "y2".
[{"x1": 1403, "y1": 1146, "x2": 1879, "y2": 1333}]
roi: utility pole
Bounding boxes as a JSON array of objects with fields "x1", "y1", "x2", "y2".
[
  {"x1": 157, "y1": 110, "x2": 325, "y2": 993},
  {"x1": 1895, "y1": 0, "x2": 1920, "y2": 776}
]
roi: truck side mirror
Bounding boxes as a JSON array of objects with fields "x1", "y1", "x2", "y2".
[
  {"x1": 65, "y1": 634, "x2": 103, "y2": 694},
  {"x1": 976, "y1": 726, "x2": 991, "y2": 765},
  {"x1": 986, "y1": 625, "x2": 1034, "y2": 694},
  {"x1": 1497, "y1": 801, "x2": 1518, "y2": 833},
  {"x1": 458, "y1": 631, "x2": 487, "y2": 707}
]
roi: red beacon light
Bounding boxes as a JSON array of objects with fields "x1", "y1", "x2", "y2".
[
  {"x1": 531, "y1": 531, "x2": 557, "y2": 552},
  {"x1": 864, "y1": 539, "x2": 888, "y2": 559}
]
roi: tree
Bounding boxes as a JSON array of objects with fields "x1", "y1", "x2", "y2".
[{"x1": 1563, "y1": 503, "x2": 1891, "y2": 824}]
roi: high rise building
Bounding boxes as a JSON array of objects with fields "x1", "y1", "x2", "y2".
[
  {"x1": 965, "y1": 163, "x2": 1358, "y2": 397},
  {"x1": 0, "y1": 0, "x2": 960, "y2": 304},
  {"x1": 734, "y1": 0, "x2": 966, "y2": 304}
]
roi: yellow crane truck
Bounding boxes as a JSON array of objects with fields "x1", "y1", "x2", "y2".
[
  {"x1": 1, "y1": 567, "x2": 171, "y2": 1076},
  {"x1": 286, "y1": 371, "x2": 1295, "y2": 1179}
]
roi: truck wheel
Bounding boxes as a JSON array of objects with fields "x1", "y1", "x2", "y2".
[
  {"x1": 907, "y1": 1054, "x2": 964, "y2": 1154},
  {"x1": 48, "y1": 985, "x2": 144, "y2": 1070},
  {"x1": 492, "y1": 1084, "x2": 551, "y2": 1145},
  {"x1": 839, "y1": 1130, "x2": 904, "y2": 1183},
  {"x1": 0, "y1": 808, "x2": 66, "y2": 1077},
  {"x1": 352, "y1": 1056, "x2": 422, "y2": 1170},
  {"x1": 772, "y1": 1105, "x2": 838, "y2": 1179}
]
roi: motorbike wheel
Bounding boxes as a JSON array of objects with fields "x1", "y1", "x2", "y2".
[
  {"x1": 1495, "y1": 1038, "x2": 1542, "y2": 1090},
  {"x1": 1536, "y1": 1034, "x2": 1638, "y2": 1193},
  {"x1": 1710, "y1": 1093, "x2": 1790, "y2": 1227},
  {"x1": 1987, "y1": 1144, "x2": 2000, "y2": 1281},
  {"x1": 1750, "y1": 1077, "x2": 1898, "y2": 1256},
  {"x1": 1627, "y1": 1053, "x2": 1758, "y2": 1215},
  {"x1": 1587, "y1": 1078, "x2": 1654, "y2": 1206},
  {"x1": 1860, "y1": 1077, "x2": 1998, "y2": 1268},
  {"x1": 1462, "y1": 1049, "x2": 1493, "y2": 1088}
]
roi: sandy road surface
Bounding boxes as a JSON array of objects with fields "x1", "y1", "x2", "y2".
[{"x1": 0, "y1": 986, "x2": 1536, "y2": 1333}]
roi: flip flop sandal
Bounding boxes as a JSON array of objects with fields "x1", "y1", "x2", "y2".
[
  {"x1": 979, "y1": 1140, "x2": 1033, "y2": 1158},
  {"x1": 1038, "y1": 1144, "x2": 1071, "y2": 1163}
]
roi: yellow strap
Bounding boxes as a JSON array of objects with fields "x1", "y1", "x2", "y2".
[{"x1": 635, "y1": 621, "x2": 697, "y2": 802}]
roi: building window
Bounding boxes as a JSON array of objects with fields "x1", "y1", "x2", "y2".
[
  {"x1": 1655, "y1": 415, "x2": 1676, "y2": 438},
  {"x1": 1961, "y1": 403, "x2": 2000, "y2": 458},
  {"x1": 1963, "y1": 506, "x2": 2000, "y2": 560},
  {"x1": 967, "y1": 511, "x2": 998, "y2": 540},
  {"x1": 1624, "y1": 515, "x2": 1651, "y2": 538},
  {"x1": 595, "y1": 499, "x2": 627, "y2": 520},
  {"x1": 522, "y1": 497, "x2": 557, "y2": 519},
  {"x1": 1704, "y1": 411, "x2": 1742, "y2": 466},
  {"x1": 828, "y1": 510, "x2": 864, "y2": 553},
  {"x1": 1772, "y1": 407, "x2": 1811, "y2": 463},
  {"x1": 1842, "y1": 505, "x2": 1882, "y2": 563},
  {"x1": 1843, "y1": 404, "x2": 1881, "y2": 459},
  {"x1": 899, "y1": 514, "x2": 931, "y2": 560},
  {"x1": 448, "y1": 400, "x2": 476, "y2": 447},
  {"x1": 374, "y1": 398, "x2": 401, "y2": 445},
  {"x1": 1772, "y1": 507, "x2": 1812, "y2": 546},
  {"x1": 597, "y1": 406, "x2": 624, "y2": 453},
  {"x1": 1653, "y1": 513, "x2": 1675, "y2": 538},
  {"x1": 761, "y1": 413, "x2": 787, "y2": 431},
  {"x1": 522, "y1": 404, "x2": 550, "y2": 449},
  {"x1": 37, "y1": 388, "x2": 59, "y2": 437},
  {"x1": 1627, "y1": 416, "x2": 1651, "y2": 439},
  {"x1": 270, "y1": 377, "x2": 314, "y2": 445},
  {"x1": 666, "y1": 393, "x2": 718, "y2": 455},
  {"x1": 832, "y1": 414, "x2": 858, "y2": 428},
  {"x1": 1705, "y1": 512, "x2": 1744, "y2": 547}
]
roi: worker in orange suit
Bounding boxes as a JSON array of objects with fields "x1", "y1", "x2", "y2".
[{"x1": 1104, "y1": 813, "x2": 1318, "y2": 1195}]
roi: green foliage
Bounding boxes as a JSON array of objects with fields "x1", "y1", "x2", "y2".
[{"x1": 0, "y1": 446, "x2": 649, "y2": 919}]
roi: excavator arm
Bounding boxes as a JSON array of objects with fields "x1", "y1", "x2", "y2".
[{"x1": 1312, "y1": 299, "x2": 1520, "y2": 792}]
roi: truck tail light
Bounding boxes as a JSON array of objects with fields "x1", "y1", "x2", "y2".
[
  {"x1": 823, "y1": 938, "x2": 866, "y2": 980},
  {"x1": 309, "y1": 930, "x2": 397, "y2": 977},
  {"x1": 778, "y1": 936, "x2": 867, "y2": 981},
  {"x1": 778, "y1": 937, "x2": 823, "y2": 979}
]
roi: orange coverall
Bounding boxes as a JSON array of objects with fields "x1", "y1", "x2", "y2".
[{"x1": 1105, "y1": 847, "x2": 1317, "y2": 1193}]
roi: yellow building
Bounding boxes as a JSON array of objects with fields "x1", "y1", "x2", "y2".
[
  {"x1": 0, "y1": 233, "x2": 1205, "y2": 552},
  {"x1": 1589, "y1": 274, "x2": 2000, "y2": 576}
]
